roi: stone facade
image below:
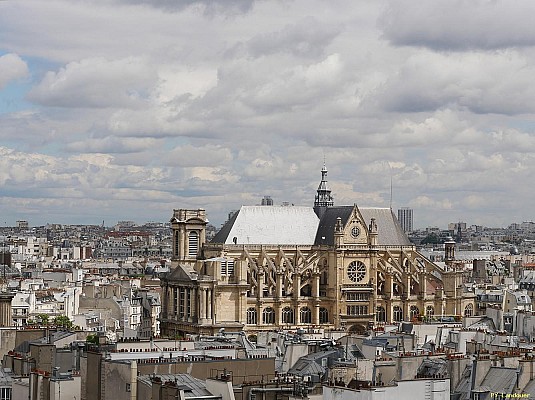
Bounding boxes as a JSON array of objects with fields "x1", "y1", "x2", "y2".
[{"x1": 160, "y1": 169, "x2": 475, "y2": 337}]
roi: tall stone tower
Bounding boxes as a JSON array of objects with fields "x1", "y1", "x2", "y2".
[
  {"x1": 170, "y1": 209, "x2": 208, "y2": 264},
  {"x1": 313, "y1": 163, "x2": 334, "y2": 219}
]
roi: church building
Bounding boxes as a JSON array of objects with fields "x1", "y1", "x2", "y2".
[{"x1": 159, "y1": 165, "x2": 475, "y2": 337}]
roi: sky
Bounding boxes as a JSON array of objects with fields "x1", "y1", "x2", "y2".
[{"x1": 1, "y1": 0, "x2": 535, "y2": 230}]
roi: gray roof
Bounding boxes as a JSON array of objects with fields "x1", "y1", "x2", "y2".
[
  {"x1": 314, "y1": 206, "x2": 411, "y2": 246},
  {"x1": 359, "y1": 208, "x2": 411, "y2": 246},
  {"x1": 478, "y1": 367, "x2": 517, "y2": 394},
  {"x1": 211, "y1": 206, "x2": 320, "y2": 245},
  {"x1": 212, "y1": 205, "x2": 411, "y2": 247},
  {"x1": 137, "y1": 374, "x2": 213, "y2": 397},
  {"x1": 314, "y1": 206, "x2": 353, "y2": 246}
]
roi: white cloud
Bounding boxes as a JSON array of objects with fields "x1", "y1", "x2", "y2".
[
  {"x1": 2, "y1": 0, "x2": 535, "y2": 227},
  {"x1": 0, "y1": 53, "x2": 28, "y2": 89},
  {"x1": 28, "y1": 57, "x2": 156, "y2": 108}
]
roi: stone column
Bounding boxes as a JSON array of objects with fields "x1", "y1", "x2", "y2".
[
  {"x1": 293, "y1": 274, "x2": 301, "y2": 300},
  {"x1": 313, "y1": 273, "x2": 320, "y2": 298},
  {"x1": 257, "y1": 269, "x2": 264, "y2": 300},
  {"x1": 207, "y1": 289, "x2": 212, "y2": 320},
  {"x1": 313, "y1": 302, "x2": 320, "y2": 325},
  {"x1": 276, "y1": 272, "x2": 283, "y2": 299},
  {"x1": 199, "y1": 288, "x2": 206, "y2": 320}
]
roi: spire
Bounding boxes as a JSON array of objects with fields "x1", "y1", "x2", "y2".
[{"x1": 314, "y1": 162, "x2": 334, "y2": 218}]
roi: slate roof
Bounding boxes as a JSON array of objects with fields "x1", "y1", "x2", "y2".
[
  {"x1": 314, "y1": 206, "x2": 353, "y2": 246},
  {"x1": 360, "y1": 208, "x2": 412, "y2": 246},
  {"x1": 478, "y1": 367, "x2": 517, "y2": 394},
  {"x1": 212, "y1": 205, "x2": 411, "y2": 247},
  {"x1": 314, "y1": 206, "x2": 411, "y2": 246},
  {"x1": 453, "y1": 365, "x2": 518, "y2": 400},
  {"x1": 137, "y1": 374, "x2": 213, "y2": 397}
]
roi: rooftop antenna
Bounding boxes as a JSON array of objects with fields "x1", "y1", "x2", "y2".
[{"x1": 389, "y1": 163, "x2": 393, "y2": 210}]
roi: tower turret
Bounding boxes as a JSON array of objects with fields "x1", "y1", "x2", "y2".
[{"x1": 314, "y1": 162, "x2": 334, "y2": 218}]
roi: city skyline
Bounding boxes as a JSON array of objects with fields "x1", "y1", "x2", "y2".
[{"x1": 2, "y1": 1, "x2": 535, "y2": 228}]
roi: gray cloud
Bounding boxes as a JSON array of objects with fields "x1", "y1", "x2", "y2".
[
  {"x1": 2, "y1": 0, "x2": 535, "y2": 228},
  {"x1": 379, "y1": 0, "x2": 535, "y2": 51}
]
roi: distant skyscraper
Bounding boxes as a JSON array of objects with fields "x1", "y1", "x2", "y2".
[
  {"x1": 397, "y1": 208, "x2": 413, "y2": 233},
  {"x1": 261, "y1": 196, "x2": 273, "y2": 206}
]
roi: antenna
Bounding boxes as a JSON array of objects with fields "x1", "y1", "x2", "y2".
[{"x1": 389, "y1": 164, "x2": 393, "y2": 210}]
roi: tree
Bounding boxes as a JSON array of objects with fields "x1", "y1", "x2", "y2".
[
  {"x1": 421, "y1": 233, "x2": 440, "y2": 245},
  {"x1": 86, "y1": 334, "x2": 99, "y2": 344},
  {"x1": 37, "y1": 314, "x2": 49, "y2": 325},
  {"x1": 54, "y1": 315, "x2": 73, "y2": 329}
]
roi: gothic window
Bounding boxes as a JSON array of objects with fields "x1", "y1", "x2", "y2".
[
  {"x1": 376, "y1": 306, "x2": 386, "y2": 322},
  {"x1": 319, "y1": 307, "x2": 329, "y2": 324},
  {"x1": 188, "y1": 231, "x2": 199, "y2": 257},
  {"x1": 393, "y1": 306, "x2": 403, "y2": 322},
  {"x1": 464, "y1": 303, "x2": 473, "y2": 317},
  {"x1": 426, "y1": 305, "x2": 434, "y2": 316},
  {"x1": 300, "y1": 284, "x2": 312, "y2": 297},
  {"x1": 247, "y1": 308, "x2": 257, "y2": 325},
  {"x1": 179, "y1": 288, "x2": 186, "y2": 318},
  {"x1": 300, "y1": 307, "x2": 312, "y2": 324},
  {"x1": 347, "y1": 261, "x2": 366, "y2": 282},
  {"x1": 346, "y1": 292, "x2": 370, "y2": 301},
  {"x1": 320, "y1": 270, "x2": 328, "y2": 285},
  {"x1": 282, "y1": 307, "x2": 294, "y2": 324},
  {"x1": 410, "y1": 305, "x2": 420, "y2": 320},
  {"x1": 347, "y1": 305, "x2": 368, "y2": 315},
  {"x1": 262, "y1": 307, "x2": 275, "y2": 324}
]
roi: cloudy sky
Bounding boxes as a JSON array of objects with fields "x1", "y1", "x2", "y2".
[{"x1": 1, "y1": 0, "x2": 535, "y2": 229}]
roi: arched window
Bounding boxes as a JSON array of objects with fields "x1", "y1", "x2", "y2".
[
  {"x1": 393, "y1": 306, "x2": 403, "y2": 322},
  {"x1": 426, "y1": 305, "x2": 434, "y2": 316},
  {"x1": 262, "y1": 307, "x2": 275, "y2": 324},
  {"x1": 246, "y1": 308, "x2": 257, "y2": 325},
  {"x1": 174, "y1": 231, "x2": 179, "y2": 257},
  {"x1": 376, "y1": 306, "x2": 386, "y2": 322},
  {"x1": 410, "y1": 305, "x2": 420, "y2": 320},
  {"x1": 300, "y1": 307, "x2": 312, "y2": 324},
  {"x1": 464, "y1": 303, "x2": 473, "y2": 317},
  {"x1": 188, "y1": 231, "x2": 199, "y2": 257},
  {"x1": 319, "y1": 307, "x2": 329, "y2": 324},
  {"x1": 282, "y1": 307, "x2": 294, "y2": 324}
]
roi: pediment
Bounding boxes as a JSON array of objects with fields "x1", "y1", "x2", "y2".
[{"x1": 167, "y1": 264, "x2": 198, "y2": 282}]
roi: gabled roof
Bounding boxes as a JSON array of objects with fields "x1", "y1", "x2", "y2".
[
  {"x1": 211, "y1": 206, "x2": 320, "y2": 245},
  {"x1": 314, "y1": 206, "x2": 354, "y2": 246},
  {"x1": 360, "y1": 207, "x2": 411, "y2": 246},
  {"x1": 166, "y1": 264, "x2": 198, "y2": 282},
  {"x1": 211, "y1": 205, "x2": 411, "y2": 247},
  {"x1": 314, "y1": 206, "x2": 411, "y2": 246}
]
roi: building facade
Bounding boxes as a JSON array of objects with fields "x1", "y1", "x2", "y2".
[
  {"x1": 397, "y1": 208, "x2": 413, "y2": 233},
  {"x1": 160, "y1": 167, "x2": 475, "y2": 336}
]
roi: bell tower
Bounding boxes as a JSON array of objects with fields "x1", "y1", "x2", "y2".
[
  {"x1": 314, "y1": 162, "x2": 334, "y2": 219},
  {"x1": 170, "y1": 209, "x2": 208, "y2": 265}
]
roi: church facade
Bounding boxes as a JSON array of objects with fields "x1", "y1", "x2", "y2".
[{"x1": 159, "y1": 166, "x2": 475, "y2": 337}]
